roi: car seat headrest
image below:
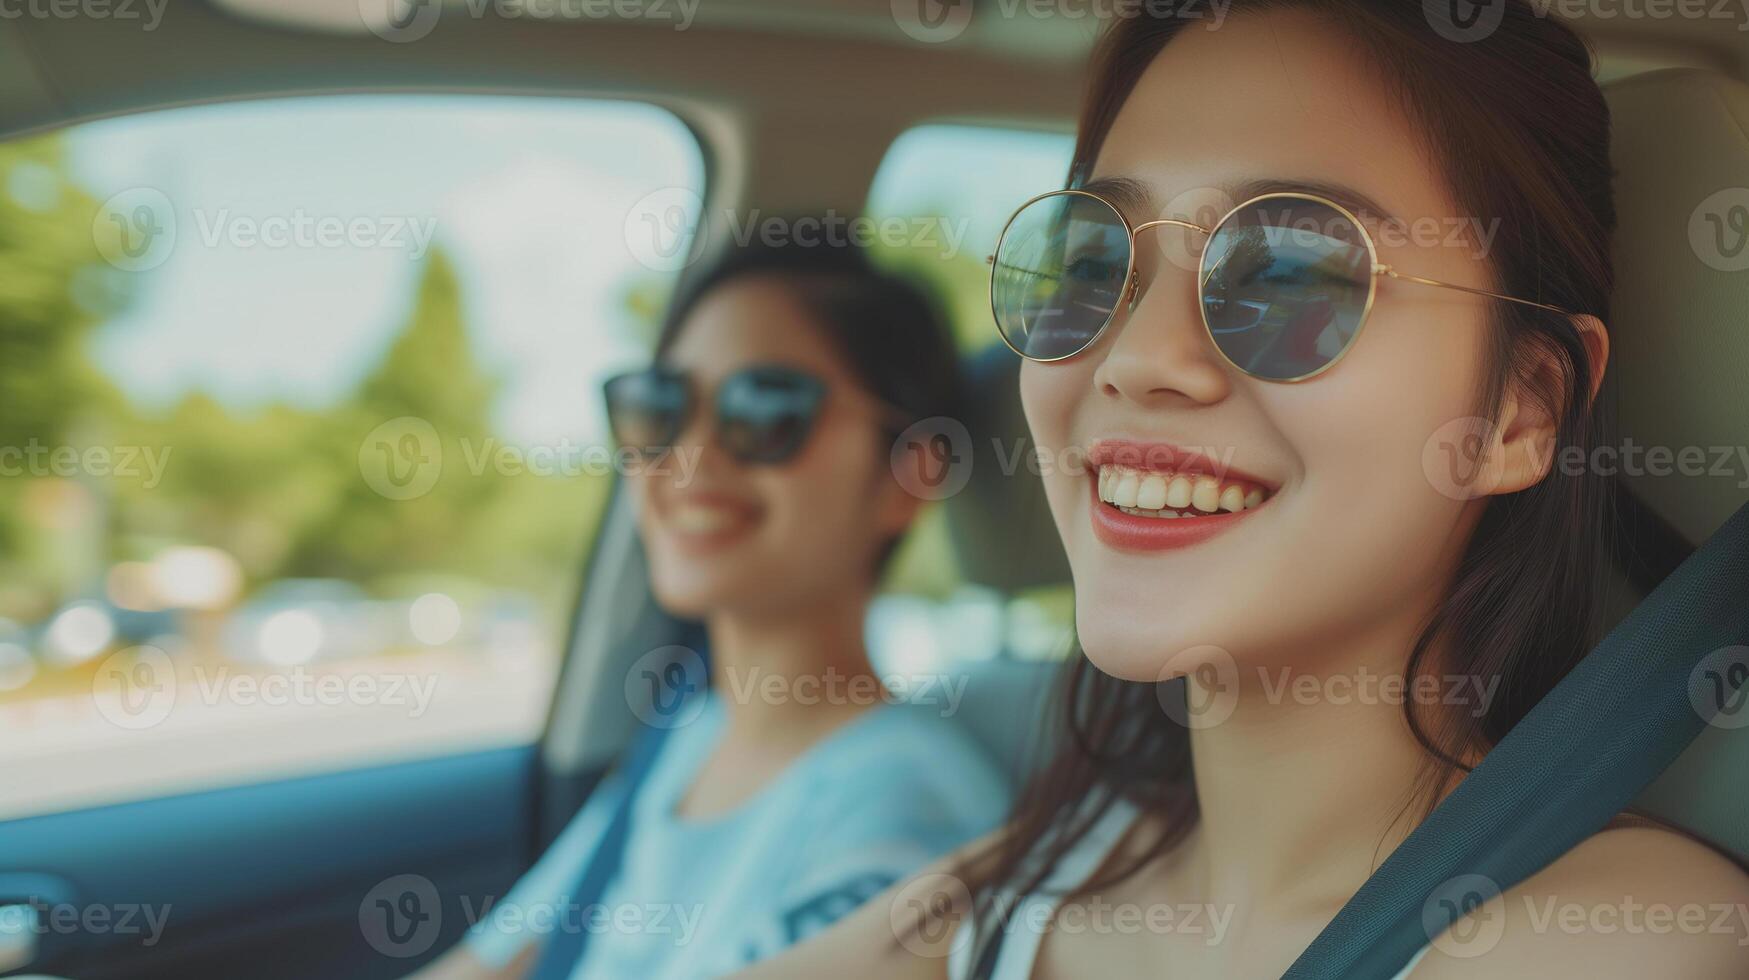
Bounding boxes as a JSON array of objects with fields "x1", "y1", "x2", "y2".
[
  {"x1": 944, "y1": 345, "x2": 1071, "y2": 592},
  {"x1": 1604, "y1": 68, "x2": 1749, "y2": 544}
]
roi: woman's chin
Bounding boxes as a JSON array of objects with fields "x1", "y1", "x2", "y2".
[
  {"x1": 647, "y1": 569, "x2": 731, "y2": 619},
  {"x1": 1073, "y1": 602, "x2": 1240, "y2": 684}
]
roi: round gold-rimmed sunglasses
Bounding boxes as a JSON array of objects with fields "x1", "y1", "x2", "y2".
[{"x1": 986, "y1": 189, "x2": 1573, "y2": 382}]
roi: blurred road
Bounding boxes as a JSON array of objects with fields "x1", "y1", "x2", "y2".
[{"x1": 0, "y1": 647, "x2": 554, "y2": 820}]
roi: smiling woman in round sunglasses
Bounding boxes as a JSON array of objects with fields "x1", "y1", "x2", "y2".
[
  {"x1": 426, "y1": 236, "x2": 1011, "y2": 980},
  {"x1": 740, "y1": 3, "x2": 1748, "y2": 979}
]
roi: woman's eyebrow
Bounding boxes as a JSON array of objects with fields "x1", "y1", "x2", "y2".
[
  {"x1": 1079, "y1": 174, "x2": 1399, "y2": 227},
  {"x1": 1078, "y1": 175, "x2": 1158, "y2": 222},
  {"x1": 1223, "y1": 177, "x2": 1399, "y2": 224}
]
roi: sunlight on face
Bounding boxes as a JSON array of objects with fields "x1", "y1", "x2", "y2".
[{"x1": 1022, "y1": 10, "x2": 1497, "y2": 682}]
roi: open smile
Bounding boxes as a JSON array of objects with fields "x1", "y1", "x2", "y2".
[
  {"x1": 659, "y1": 492, "x2": 763, "y2": 553},
  {"x1": 1083, "y1": 440, "x2": 1277, "y2": 551}
]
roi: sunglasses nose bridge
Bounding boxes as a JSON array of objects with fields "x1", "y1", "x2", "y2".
[
  {"x1": 652, "y1": 383, "x2": 718, "y2": 464},
  {"x1": 1121, "y1": 217, "x2": 1210, "y2": 313}
]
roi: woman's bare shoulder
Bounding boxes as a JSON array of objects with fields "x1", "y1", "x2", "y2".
[{"x1": 1409, "y1": 824, "x2": 1749, "y2": 979}]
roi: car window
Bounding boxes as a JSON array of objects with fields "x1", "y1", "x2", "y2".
[
  {"x1": 0, "y1": 95, "x2": 705, "y2": 818},
  {"x1": 865, "y1": 122, "x2": 1078, "y2": 351},
  {"x1": 865, "y1": 124, "x2": 1079, "y2": 674}
]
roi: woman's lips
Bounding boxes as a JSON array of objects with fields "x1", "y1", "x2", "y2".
[
  {"x1": 1087, "y1": 477, "x2": 1267, "y2": 551},
  {"x1": 1082, "y1": 439, "x2": 1276, "y2": 552},
  {"x1": 1083, "y1": 438, "x2": 1273, "y2": 487},
  {"x1": 658, "y1": 493, "x2": 761, "y2": 553}
]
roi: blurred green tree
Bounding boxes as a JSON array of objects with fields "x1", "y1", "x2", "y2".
[
  {"x1": 292, "y1": 247, "x2": 505, "y2": 579},
  {"x1": 0, "y1": 138, "x2": 133, "y2": 607},
  {"x1": 0, "y1": 138, "x2": 130, "y2": 449}
]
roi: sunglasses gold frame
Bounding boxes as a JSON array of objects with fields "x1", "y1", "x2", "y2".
[{"x1": 986, "y1": 188, "x2": 1575, "y2": 382}]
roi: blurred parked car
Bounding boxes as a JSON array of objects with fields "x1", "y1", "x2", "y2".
[{"x1": 219, "y1": 579, "x2": 393, "y2": 666}]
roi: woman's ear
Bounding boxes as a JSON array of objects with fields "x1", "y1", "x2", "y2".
[
  {"x1": 1480, "y1": 313, "x2": 1609, "y2": 497},
  {"x1": 1574, "y1": 313, "x2": 1610, "y2": 406},
  {"x1": 875, "y1": 458, "x2": 926, "y2": 538}
]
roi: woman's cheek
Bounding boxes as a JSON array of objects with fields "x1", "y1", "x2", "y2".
[{"x1": 1019, "y1": 359, "x2": 1089, "y2": 515}]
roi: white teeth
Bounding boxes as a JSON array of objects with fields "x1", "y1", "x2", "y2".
[
  {"x1": 1119, "y1": 505, "x2": 1181, "y2": 518},
  {"x1": 1166, "y1": 475, "x2": 1193, "y2": 509},
  {"x1": 1095, "y1": 464, "x2": 1273, "y2": 518},
  {"x1": 1137, "y1": 474, "x2": 1169, "y2": 510},
  {"x1": 670, "y1": 505, "x2": 737, "y2": 534},
  {"x1": 1219, "y1": 485, "x2": 1246, "y2": 513},
  {"x1": 1191, "y1": 476, "x2": 1221, "y2": 514},
  {"x1": 1113, "y1": 470, "x2": 1140, "y2": 508}
]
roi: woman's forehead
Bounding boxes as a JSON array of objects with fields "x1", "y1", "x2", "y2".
[
  {"x1": 1092, "y1": 11, "x2": 1436, "y2": 223},
  {"x1": 666, "y1": 277, "x2": 848, "y2": 379}
]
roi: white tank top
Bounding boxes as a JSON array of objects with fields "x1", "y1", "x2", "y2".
[{"x1": 946, "y1": 797, "x2": 1432, "y2": 980}]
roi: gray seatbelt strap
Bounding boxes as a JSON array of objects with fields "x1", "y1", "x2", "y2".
[{"x1": 1284, "y1": 499, "x2": 1749, "y2": 978}]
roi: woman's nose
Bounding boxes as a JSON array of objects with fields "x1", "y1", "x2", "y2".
[
  {"x1": 1090, "y1": 257, "x2": 1233, "y2": 407},
  {"x1": 665, "y1": 403, "x2": 734, "y2": 478}
]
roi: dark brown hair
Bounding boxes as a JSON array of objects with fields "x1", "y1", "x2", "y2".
[{"x1": 951, "y1": 0, "x2": 1618, "y2": 960}]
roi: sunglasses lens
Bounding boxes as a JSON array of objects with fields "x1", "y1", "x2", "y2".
[
  {"x1": 604, "y1": 369, "x2": 687, "y2": 455},
  {"x1": 717, "y1": 367, "x2": 825, "y2": 464},
  {"x1": 1200, "y1": 197, "x2": 1373, "y2": 381},
  {"x1": 992, "y1": 192, "x2": 1131, "y2": 360}
]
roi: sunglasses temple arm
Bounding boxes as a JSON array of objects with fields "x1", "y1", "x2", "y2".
[{"x1": 1375, "y1": 265, "x2": 1574, "y2": 317}]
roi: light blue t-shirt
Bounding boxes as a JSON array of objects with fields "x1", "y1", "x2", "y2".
[{"x1": 467, "y1": 694, "x2": 1011, "y2": 978}]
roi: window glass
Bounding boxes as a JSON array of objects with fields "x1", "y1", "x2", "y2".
[
  {"x1": 865, "y1": 124, "x2": 1078, "y2": 672},
  {"x1": 865, "y1": 123, "x2": 1077, "y2": 350},
  {"x1": 0, "y1": 96, "x2": 705, "y2": 817}
]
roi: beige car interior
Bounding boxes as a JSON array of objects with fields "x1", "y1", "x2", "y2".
[{"x1": 0, "y1": 0, "x2": 1743, "y2": 886}]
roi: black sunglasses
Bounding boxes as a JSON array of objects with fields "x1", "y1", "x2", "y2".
[{"x1": 603, "y1": 364, "x2": 834, "y2": 465}]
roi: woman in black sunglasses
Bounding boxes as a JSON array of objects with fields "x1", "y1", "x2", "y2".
[
  {"x1": 743, "y1": 4, "x2": 1749, "y2": 980},
  {"x1": 430, "y1": 235, "x2": 1011, "y2": 980}
]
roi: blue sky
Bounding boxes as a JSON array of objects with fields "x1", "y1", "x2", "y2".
[{"x1": 63, "y1": 98, "x2": 1071, "y2": 446}]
